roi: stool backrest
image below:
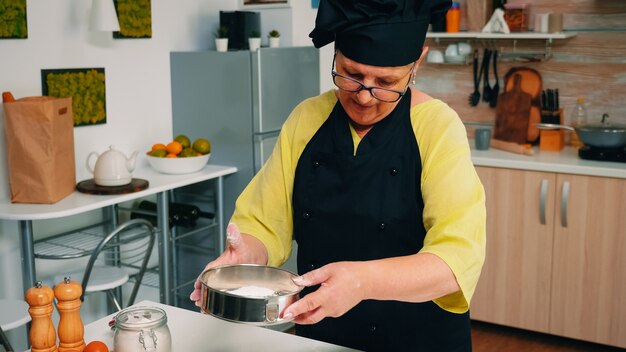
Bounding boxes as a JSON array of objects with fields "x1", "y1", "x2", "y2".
[{"x1": 81, "y1": 218, "x2": 156, "y2": 307}]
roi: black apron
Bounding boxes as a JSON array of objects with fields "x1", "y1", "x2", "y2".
[{"x1": 292, "y1": 91, "x2": 471, "y2": 352}]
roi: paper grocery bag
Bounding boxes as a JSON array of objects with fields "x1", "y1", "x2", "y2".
[{"x1": 3, "y1": 96, "x2": 76, "y2": 203}]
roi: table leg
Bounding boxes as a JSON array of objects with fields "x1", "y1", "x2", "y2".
[
  {"x1": 19, "y1": 220, "x2": 35, "y2": 291},
  {"x1": 157, "y1": 192, "x2": 173, "y2": 305},
  {"x1": 217, "y1": 176, "x2": 225, "y2": 252}
]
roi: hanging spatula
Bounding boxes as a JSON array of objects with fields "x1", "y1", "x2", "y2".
[
  {"x1": 482, "y1": 48, "x2": 492, "y2": 103},
  {"x1": 469, "y1": 49, "x2": 481, "y2": 106},
  {"x1": 490, "y1": 50, "x2": 500, "y2": 108}
]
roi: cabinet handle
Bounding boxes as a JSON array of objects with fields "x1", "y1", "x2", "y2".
[
  {"x1": 561, "y1": 181, "x2": 570, "y2": 227},
  {"x1": 540, "y1": 179, "x2": 548, "y2": 225}
]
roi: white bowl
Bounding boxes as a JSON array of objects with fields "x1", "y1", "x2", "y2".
[
  {"x1": 146, "y1": 153, "x2": 210, "y2": 174},
  {"x1": 445, "y1": 54, "x2": 469, "y2": 64}
]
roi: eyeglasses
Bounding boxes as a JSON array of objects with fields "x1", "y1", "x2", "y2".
[{"x1": 331, "y1": 53, "x2": 415, "y2": 103}]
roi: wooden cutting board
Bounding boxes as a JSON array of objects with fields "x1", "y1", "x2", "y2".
[
  {"x1": 504, "y1": 67, "x2": 543, "y2": 142},
  {"x1": 494, "y1": 73, "x2": 532, "y2": 144}
]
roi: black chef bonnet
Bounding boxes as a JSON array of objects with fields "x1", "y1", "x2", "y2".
[{"x1": 310, "y1": 0, "x2": 451, "y2": 67}]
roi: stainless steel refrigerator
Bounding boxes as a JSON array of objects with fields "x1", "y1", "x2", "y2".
[{"x1": 170, "y1": 47, "x2": 320, "y2": 300}]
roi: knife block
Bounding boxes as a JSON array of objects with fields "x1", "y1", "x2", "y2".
[{"x1": 540, "y1": 108, "x2": 565, "y2": 151}]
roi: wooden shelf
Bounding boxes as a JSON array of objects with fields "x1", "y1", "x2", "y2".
[
  {"x1": 426, "y1": 31, "x2": 577, "y2": 62},
  {"x1": 426, "y1": 31, "x2": 577, "y2": 41}
]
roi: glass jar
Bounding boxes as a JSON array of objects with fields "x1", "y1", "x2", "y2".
[
  {"x1": 504, "y1": 3, "x2": 530, "y2": 32},
  {"x1": 113, "y1": 307, "x2": 172, "y2": 352}
]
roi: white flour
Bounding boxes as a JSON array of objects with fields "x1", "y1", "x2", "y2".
[{"x1": 226, "y1": 285, "x2": 276, "y2": 298}]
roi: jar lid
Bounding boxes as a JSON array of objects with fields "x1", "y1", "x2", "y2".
[{"x1": 114, "y1": 306, "x2": 167, "y2": 330}]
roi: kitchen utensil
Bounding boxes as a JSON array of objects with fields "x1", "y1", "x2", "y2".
[
  {"x1": 146, "y1": 153, "x2": 210, "y2": 174},
  {"x1": 469, "y1": 50, "x2": 481, "y2": 106},
  {"x1": 494, "y1": 73, "x2": 532, "y2": 144},
  {"x1": 54, "y1": 277, "x2": 85, "y2": 352},
  {"x1": 482, "y1": 48, "x2": 492, "y2": 103},
  {"x1": 87, "y1": 146, "x2": 138, "y2": 187},
  {"x1": 200, "y1": 264, "x2": 302, "y2": 326},
  {"x1": 535, "y1": 114, "x2": 626, "y2": 148},
  {"x1": 490, "y1": 138, "x2": 534, "y2": 156},
  {"x1": 504, "y1": 67, "x2": 543, "y2": 142},
  {"x1": 113, "y1": 306, "x2": 171, "y2": 352},
  {"x1": 489, "y1": 50, "x2": 499, "y2": 107}
]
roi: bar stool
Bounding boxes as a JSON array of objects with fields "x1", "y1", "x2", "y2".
[
  {"x1": 0, "y1": 299, "x2": 31, "y2": 352},
  {"x1": 53, "y1": 219, "x2": 156, "y2": 312}
]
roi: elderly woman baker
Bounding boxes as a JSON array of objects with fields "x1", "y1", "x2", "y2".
[{"x1": 191, "y1": 0, "x2": 486, "y2": 350}]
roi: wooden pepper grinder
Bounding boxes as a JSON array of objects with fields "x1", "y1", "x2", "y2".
[
  {"x1": 25, "y1": 281, "x2": 58, "y2": 352},
  {"x1": 54, "y1": 277, "x2": 85, "y2": 352}
]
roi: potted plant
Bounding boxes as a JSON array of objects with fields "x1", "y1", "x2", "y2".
[
  {"x1": 248, "y1": 30, "x2": 261, "y2": 51},
  {"x1": 215, "y1": 26, "x2": 229, "y2": 52},
  {"x1": 268, "y1": 29, "x2": 280, "y2": 48}
]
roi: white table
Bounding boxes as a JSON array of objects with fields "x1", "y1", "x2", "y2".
[
  {"x1": 0, "y1": 164, "x2": 237, "y2": 305},
  {"x1": 84, "y1": 300, "x2": 357, "y2": 351}
]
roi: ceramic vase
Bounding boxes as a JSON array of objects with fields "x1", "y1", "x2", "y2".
[
  {"x1": 248, "y1": 37, "x2": 261, "y2": 51},
  {"x1": 269, "y1": 37, "x2": 280, "y2": 48},
  {"x1": 215, "y1": 38, "x2": 228, "y2": 52}
]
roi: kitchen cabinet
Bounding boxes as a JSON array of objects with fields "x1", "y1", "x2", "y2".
[{"x1": 471, "y1": 166, "x2": 626, "y2": 348}]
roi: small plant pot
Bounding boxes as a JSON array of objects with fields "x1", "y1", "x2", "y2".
[
  {"x1": 269, "y1": 37, "x2": 280, "y2": 48},
  {"x1": 215, "y1": 38, "x2": 228, "y2": 52},
  {"x1": 248, "y1": 37, "x2": 261, "y2": 51}
]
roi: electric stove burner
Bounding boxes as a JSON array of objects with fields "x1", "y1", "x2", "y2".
[{"x1": 578, "y1": 145, "x2": 626, "y2": 163}]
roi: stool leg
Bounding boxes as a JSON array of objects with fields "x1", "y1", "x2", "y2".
[{"x1": 0, "y1": 326, "x2": 15, "y2": 352}]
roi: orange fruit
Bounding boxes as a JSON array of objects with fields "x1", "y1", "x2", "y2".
[
  {"x1": 149, "y1": 149, "x2": 167, "y2": 158},
  {"x1": 192, "y1": 138, "x2": 211, "y2": 154},
  {"x1": 174, "y1": 134, "x2": 191, "y2": 148},
  {"x1": 166, "y1": 153, "x2": 178, "y2": 158},
  {"x1": 166, "y1": 141, "x2": 183, "y2": 155},
  {"x1": 85, "y1": 340, "x2": 109, "y2": 352},
  {"x1": 151, "y1": 143, "x2": 167, "y2": 151}
]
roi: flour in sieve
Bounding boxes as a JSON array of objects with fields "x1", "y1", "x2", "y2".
[{"x1": 226, "y1": 285, "x2": 276, "y2": 298}]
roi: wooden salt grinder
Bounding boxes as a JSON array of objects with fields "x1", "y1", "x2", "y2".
[
  {"x1": 25, "y1": 281, "x2": 58, "y2": 352},
  {"x1": 54, "y1": 277, "x2": 85, "y2": 352}
]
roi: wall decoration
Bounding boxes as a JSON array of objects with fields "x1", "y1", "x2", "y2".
[
  {"x1": 41, "y1": 68, "x2": 108, "y2": 127},
  {"x1": 0, "y1": 0, "x2": 28, "y2": 39},
  {"x1": 240, "y1": 0, "x2": 290, "y2": 9},
  {"x1": 113, "y1": 0, "x2": 152, "y2": 39}
]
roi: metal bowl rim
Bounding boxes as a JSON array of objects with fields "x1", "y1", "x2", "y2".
[{"x1": 200, "y1": 264, "x2": 302, "y2": 299}]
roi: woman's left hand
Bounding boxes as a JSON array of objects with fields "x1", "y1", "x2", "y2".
[{"x1": 282, "y1": 261, "x2": 367, "y2": 324}]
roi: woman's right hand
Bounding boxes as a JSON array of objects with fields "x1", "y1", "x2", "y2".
[{"x1": 189, "y1": 222, "x2": 268, "y2": 307}]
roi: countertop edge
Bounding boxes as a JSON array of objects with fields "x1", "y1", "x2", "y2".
[{"x1": 470, "y1": 144, "x2": 626, "y2": 179}]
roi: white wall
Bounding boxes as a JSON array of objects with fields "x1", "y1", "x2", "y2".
[{"x1": 0, "y1": 0, "x2": 324, "y2": 336}]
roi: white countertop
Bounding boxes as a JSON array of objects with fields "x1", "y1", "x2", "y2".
[
  {"x1": 83, "y1": 301, "x2": 357, "y2": 351},
  {"x1": 0, "y1": 164, "x2": 237, "y2": 221},
  {"x1": 471, "y1": 144, "x2": 626, "y2": 179}
]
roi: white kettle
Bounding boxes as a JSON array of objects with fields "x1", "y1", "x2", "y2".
[{"x1": 87, "y1": 146, "x2": 138, "y2": 186}]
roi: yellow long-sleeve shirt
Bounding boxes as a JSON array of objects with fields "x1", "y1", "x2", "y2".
[{"x1": 231, "y1": 89, "x2": 486, "y2": 313}]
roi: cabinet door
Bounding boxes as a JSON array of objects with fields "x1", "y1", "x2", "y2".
[
  {"x1": 550, "y1": 175, "x2": 626, "y2": 348},
  {"x1": 472, "y1": 167, "x2": 555, "y2": 332}
]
